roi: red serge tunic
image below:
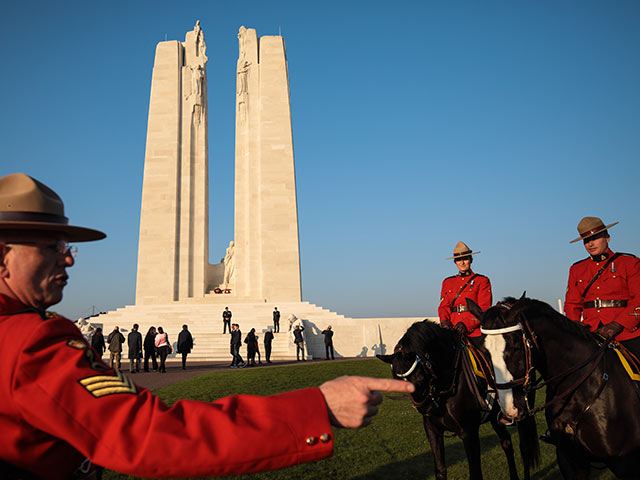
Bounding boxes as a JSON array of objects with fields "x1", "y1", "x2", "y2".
[
  {"x1": 438, "y1": 271, "x2": 492, "y2": 337},
  {"x1": 0, "y1": 295, "x2": 333, "y2": 479},
  {"x1": 564, "y1": 249, "x2": 640, "y2": 341}
]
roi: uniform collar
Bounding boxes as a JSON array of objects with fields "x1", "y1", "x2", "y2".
[
  {"x1": 590, "y1": 248, "x2": 614, "y2": 262},
  {"x1": 458, "y1": 269, "x2": 474, "y2": 277},
  {"x1": 0, "y1": 293, "x2": 29, "y2": 313}
]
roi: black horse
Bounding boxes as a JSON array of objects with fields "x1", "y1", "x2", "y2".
[
  {"x1": 473, "y1": 296, "x2": 640, "y2": 479},
  {"x1": 378, "y1": 320, "x2": 539, "y2": 480}
]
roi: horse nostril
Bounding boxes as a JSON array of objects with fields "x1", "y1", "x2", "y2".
[{"x1": 498, "y1": 411, "x2": 516, "y2": 426}]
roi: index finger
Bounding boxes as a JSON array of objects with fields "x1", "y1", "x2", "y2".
[{"x1": 360, "y1": 377, "x2": 415, "y2": 393}]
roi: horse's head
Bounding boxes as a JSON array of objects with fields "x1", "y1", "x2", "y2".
[
  {"x1": 378, "y1": 342, "x2": 430, "y2": 378},
  {"x1": 472, "y1": 295, "x2": 533, "y2": 422},
  {"x1": 377, "y1": 345, "x2": 435, "y2": 410},
  {"x1": 378, "y1": 321, "x2": 456, "y2": 412}
]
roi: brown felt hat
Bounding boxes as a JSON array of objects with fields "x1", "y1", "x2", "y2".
[
  {"x1": 0, "y1": 173, "x2": 106, "y2": 242},
  {"x1": 569, "y1": 216, "x2": 618, "y2": 244},
  {"x1": 445, "y1": 241, "x2": 480, "y2": 260}
]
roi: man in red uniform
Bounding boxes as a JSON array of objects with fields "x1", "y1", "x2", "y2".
[
  {"x1": 438, "y1": 241, "x2": 492, "y2": 348},
  {"x1": 0, "y1": 173, "x2": 413, "y2": 479},
  {"x1": 564, "y1": 216, "x2": 640, "y2": 356}
]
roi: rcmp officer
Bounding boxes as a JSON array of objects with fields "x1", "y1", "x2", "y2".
[
  {"x1": 0, "y1": 173, "x2": 413, "y2": 479},
  {"x1": 438, "y1": 241, "x2": 492, "y2": 348},
  {"x1": 564, "y1": 217, "x2": 640, "y2": 356}
]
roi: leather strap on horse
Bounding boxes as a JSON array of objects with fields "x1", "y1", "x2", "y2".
[
  {"x1": 580, "y1": 253, "x2": 620, "y2": 302},
  {"x1": 467, "y1": 342, "x2": 497, "y2": 390},
  {"x1": 529, "y1": 343, "x2": 608, "y2": 415},
  {"x1": 411, "y1": 341, "x2": 463, "y2": 412},
  {"x1": 450, "y1": 274, "x2": 478, "y2": 311},
  {"x1": 460, "y1": 339, "x2": 492, "y2": 411}
]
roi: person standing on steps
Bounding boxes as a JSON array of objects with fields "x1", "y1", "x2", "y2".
[
  {"x1": 264, "y1": 327, "x2": 274, "y2": 363},
  {"x1": 222, "y1": 307, "x2": 232, "y2": 334}
]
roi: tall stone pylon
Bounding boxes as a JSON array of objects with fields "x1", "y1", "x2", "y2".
[
  {"x1": 135, "y1": 21, "x2": 209, "y2": 304},
  {"x1": 233, "y1": 27, "x2": 302, "y2": 302}
]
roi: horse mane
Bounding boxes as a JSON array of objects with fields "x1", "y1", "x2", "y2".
[
  {"x1": 398, "y1": 320, "x2": 456, "y2": 360},
  {"x1": 516, "y1": 298, "x2": 593, "y2": 340}
]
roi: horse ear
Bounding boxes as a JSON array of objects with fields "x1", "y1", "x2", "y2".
[
  {"x1": 520, "y1": 291, "x2": 526, "y2": 300},
  {"x1": 377, "y1": 353, "x2": 396, "y2": 364},
  {"x1": 466, "y1": 298, "x2": 484, "y2": 321}
]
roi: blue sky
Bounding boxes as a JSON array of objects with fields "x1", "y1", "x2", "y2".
[{"x1": 2, "y1": 1, "x2": 639, "y2": 319}]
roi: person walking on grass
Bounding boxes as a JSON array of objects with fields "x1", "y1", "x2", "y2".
[{"x1": 177, "y1": 324, "x2": 194, "y2": 370}]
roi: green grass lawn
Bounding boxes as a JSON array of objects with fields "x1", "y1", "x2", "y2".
[{"x1": 104, "y1": 359, "x2": 614, "y2": 479}]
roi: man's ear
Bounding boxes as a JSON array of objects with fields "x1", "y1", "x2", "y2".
[{"x1": 0, "y1": 244, "x2": 11, "y2": 279}]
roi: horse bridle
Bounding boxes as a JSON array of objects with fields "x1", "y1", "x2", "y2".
[
  {"x1": 480, "y1": 315, "x2": 539, "y2": 394},
  {"x1": 481, "y1": 305, "x2": 611, "y2": 417},
  {"x1": 393, "y1": 344, "x2": 461, "y2": 412}
]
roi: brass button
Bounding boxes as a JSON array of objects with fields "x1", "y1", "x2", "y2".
[
  {"x1": 320, "y1": 433, "x2": 331, "y2": 443},
  {"x1": 306, "y1": 436, "x2": 316, "y2": 445}
]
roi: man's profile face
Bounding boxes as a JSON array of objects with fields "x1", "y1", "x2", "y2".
[{"x1": 0, "y1": 231, "x2": 74, "y2": 310}]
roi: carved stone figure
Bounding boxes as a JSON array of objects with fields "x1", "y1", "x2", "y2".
[
  {"x1": 195, "y1": 20, "x2": 206, "y2": 60},
  {"x1": 237, "y1": 61, "x2": 250, "y2": 97},
  {"x1": 238, "y1": 26, "x2": 247, "y2": 60},
  {"x1": 288, "y1": 313, "x2": 302, "y2": 332},
  {"x1": 189, "y1": 65, "x2": 203, "y2": 104},
  {"x1": 222, "y1": 241, "x2": 236, "y2": 288},
  {"x1": 76, "y1": 317, "x2": 97, "y2": 341}
]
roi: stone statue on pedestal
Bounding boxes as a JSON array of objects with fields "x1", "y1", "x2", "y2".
[{"x1": 222, "y1": 241, "x2": 236, "y2": 289}]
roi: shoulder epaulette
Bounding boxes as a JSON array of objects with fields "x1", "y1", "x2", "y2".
[
  {"x1": 572, "y1": 257, "x2": 590, "y2": 267},
  {"x1": 444, "y1": 275, "x2": 457, "y2": 280},
  {"x1": 618, "y1": 252, "x2": 637, "y2": 259}
]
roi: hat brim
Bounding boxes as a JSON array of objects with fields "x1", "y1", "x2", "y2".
[
  {"x1": 0, "y1": 221, "x2": 106, "y2": 242},
  {"x1": 569, "y1": 222, "x2": 618, "y2": 244},
  {"x1": 445, "y1": 250, "x2": 481, "y2": 260}
]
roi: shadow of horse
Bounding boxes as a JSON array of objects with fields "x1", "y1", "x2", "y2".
[{"x1": 348, "y1": 428, "x2": 551, "y2": 480}]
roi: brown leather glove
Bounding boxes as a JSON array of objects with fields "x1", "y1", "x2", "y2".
[
  {"x1": 453, "y1": 322, "x2": 468, "y2": 335},
  {"x1": 595, "y1": 321, "x2": 624, "y2": 340},
  {"x1": 440, "y1": 320, "x2": 453, "y2": 330}
]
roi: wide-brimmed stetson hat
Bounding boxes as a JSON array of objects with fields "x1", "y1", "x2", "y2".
[
  {"x1": 0, "y1": 173, "x2": 106, "y2": 242},
  {"x1": 569, "y1": 216, "x2": 618, "y2": 244},
  {"x1": 445, "y1": 241, "x2": 480, "y2": 260}
]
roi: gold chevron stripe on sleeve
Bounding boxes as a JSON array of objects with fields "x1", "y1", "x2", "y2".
[{"x1": 78, "y1": 370, "x2": 137, "y2": 398}]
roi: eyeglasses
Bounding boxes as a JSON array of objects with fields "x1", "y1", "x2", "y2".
[
  {"x1": 454, "y1": 256, "x2": 471, "y2": 263},
  {"x1": 6, "y1": 240, "x2": 78, "y2": 258}
]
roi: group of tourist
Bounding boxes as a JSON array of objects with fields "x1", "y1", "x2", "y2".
[
  {"x1": 223, "y1": 306, "x2": 336, "y2": 365},
  {"x1": 90, "y1": 323, "x2": 194, "y2": 373}
]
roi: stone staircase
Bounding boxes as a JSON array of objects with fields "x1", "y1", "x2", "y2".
[{"x1": 93, "y1": 301, "x2": 346, "y2": 362}]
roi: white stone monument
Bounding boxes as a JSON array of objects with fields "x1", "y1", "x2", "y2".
[
  {"x1": 96, "y1": 23, "x2": 432, "y2": 362},
  {"x1": 136, "y1": 21, "x2": 210, "y2": 304}
]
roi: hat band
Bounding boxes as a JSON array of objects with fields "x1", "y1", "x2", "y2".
[
  {"x1": 580, "y1": 226, "x2": 606, "y2": 239},
  {"x1": 0, "y1": 211, "x2": 69, "y2": 225},
  {"x1": 453, "y1": 250, "x2": 472, "y2": 257}
]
